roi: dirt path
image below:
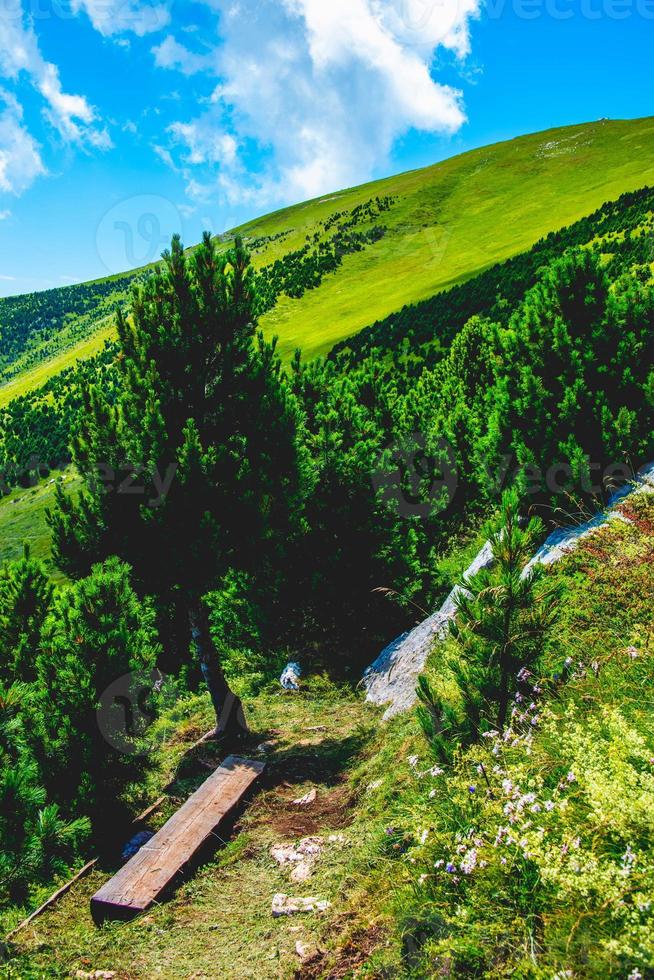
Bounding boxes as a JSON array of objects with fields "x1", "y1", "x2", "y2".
[{"x1": 5, "y1": 683, "x2": 376, "y2": 980}]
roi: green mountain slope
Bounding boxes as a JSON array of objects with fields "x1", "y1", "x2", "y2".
[{"x1": 1, "y1": 115, "x2": 654, "y2": 405}]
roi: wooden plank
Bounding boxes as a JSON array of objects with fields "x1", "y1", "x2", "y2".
[
  {"x1": 5, "y1": 793, "x2": 168, "y2": 942},
  {"x1": 90, "y1": 756, "x2": 264, "y2": 923}
]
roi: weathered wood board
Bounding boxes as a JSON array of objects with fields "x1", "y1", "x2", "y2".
[{"x1": 91, "y1": 755, "x2": 265, "y2": 923}]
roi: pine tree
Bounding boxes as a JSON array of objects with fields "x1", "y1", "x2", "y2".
[
  {"x1": 0, "y1": 545, "x2": 53, "y2": 684},
  {"x1": 451, "y1": 489, "x2": 560, "y2": 735},
  {"x1": 418, "y1": 490, "x2": 561, "y2": 756},
  {"x1": 48, "y1": 234, "x2": 307, "y2": 735},
  {"x1": 34, "y1": 558, "x2": 160, "y2": 823},
  {"x1": 0, "y1": 680, "x2": 89, "y2": 904}
]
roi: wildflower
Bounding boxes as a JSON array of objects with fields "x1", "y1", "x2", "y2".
[
  {"x1": 502, "y1": 779, "x2": 513, "y2": 795},
  {"x1": 429, "y1": 789, "x2": 437, "y2": 799},
  {"x1": 385, "y1": 826, "x2": 396, "y2": 836},
  {"x1": 515, "y1": 692, "x2": 524, "y2": 703},
  {"x1": 460, "y1": 849, "x2": 478, "y2": 875},
  {"x1": 435, "y1": 859, "x2": 444, "y2": 868},
  {"x1": 445, "y1": 862, "x2": 457, "y2": 874},
  {"x1": 418, "y1": 874, "x2": 428, "y2": 885},
  {"x1": 564, "y1": 657, "x2": 573, "y2": 668},
  {"x1": 622, "y1": 845, "x2": 636, "y2": 871},
  {"x1": 517, "y1": 667, "x2": 531, "y2": 682},
  {"x1": 530, "y1": 716, "x2": 540, "y2": 727},
  {"x1": 628, "y1": 971, "x2": 643, "y2": 980},
  {"x1": 566, "y1": 772, "x2": 576, "y2": 784},
  {"x1": 420, "y1": 829, "x2": 429, "y2": 845},
  {"x1": 544, "y1": 801, "x2": 555, "y2": 812},
  {"x1": 408, "y1": 755, "x2": 419, "y2": 768},
  {"x1": 429, "y1": 766, "x2": 444, "y2": 777},
  {"x1": 501, "y1": 856, "x2": 507, "y2": 865},
  {"x1": 627, "y1": 647, "x2": 640, "y2": 660},
  {"x1": 468, "y1": 785, "x2": 476, "y2": 794}
]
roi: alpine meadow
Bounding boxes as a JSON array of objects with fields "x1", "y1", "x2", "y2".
[{"x1": 1, "y1": 5, "x2": 654, "y2": 977}]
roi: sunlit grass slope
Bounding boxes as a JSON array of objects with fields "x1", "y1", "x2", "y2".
[
  {"x1": 2, "y1": 115, "x2": 653, "y2": 397},
  {"x1": 253, "y1": 116, "x2": 654, "y2": 359}
]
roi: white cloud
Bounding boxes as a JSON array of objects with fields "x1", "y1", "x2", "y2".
[
  {"x1": 168, "y1": 121, "x2": 237, "y2": 167},
  {"x1": 153, "y1": 142, "x2": 177, "y2": 169},
  {"x1": 155, "y1": 0, "x2": 480, "y2": 206},
  {"x1": 0, "y1": 2, "x2": 111, "y2": 153},
  {"x1": 0, "y1": 208, "x2": 11, "y2": 220},
  {"x1": 0, "y1": 91, "x2": 46, "y2": 195},
  {"x1": 70, "y1": 0, "x2": 170, "y2": 37},
  {"x1": 152, "y1": 36, "x2": 214, "y2": 75}
]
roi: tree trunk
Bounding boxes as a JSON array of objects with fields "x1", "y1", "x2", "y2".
[{"x1": 188, "y1": 603, "x2": 248, "y2": 737}]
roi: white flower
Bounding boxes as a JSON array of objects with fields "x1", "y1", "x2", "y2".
[{"x1": 460, "y1": 848, "x2": 478, "y2": 875}]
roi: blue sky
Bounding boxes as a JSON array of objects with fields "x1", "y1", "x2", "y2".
[{"x1": 0, "y1": 0, "x2": 653, "y2": 296}]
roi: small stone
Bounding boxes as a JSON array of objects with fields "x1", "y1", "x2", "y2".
[
  {"x1": 292, "y1": 788, "x2": 317, "y2": 806},
  {"x1": 295, "y1": 940, "x2": 321, "y2": 961},
  {"x1": 272, "y1": 893, "x2": 330, "y2": 917},
  {"x1": 75, "y1": 972, "x2": 116, "y2": 979},
  {"x1": 271, "y1": 837, "x2": 324, "y2": 882}
]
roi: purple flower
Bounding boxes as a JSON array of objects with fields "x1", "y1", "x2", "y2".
[
  {"x1": 468, "y1": 785, "x2": 476, "y2": 794},
  {"x1": 446, "y1": 862, "x2": 457, "y2": 873}
]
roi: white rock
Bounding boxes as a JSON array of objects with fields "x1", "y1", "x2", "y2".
[
  {"x1": 272, "y1": 893, "x2": 330, "y2": 917},
  {"x1": 75, "y1": 972, "x2": 116, "y2": 979},
  {"x1": 271, "y1": 836, "x2": 324, "y2": 882},
  {"x1": 295, "y1": 940, "x2": 320, "y2": 961},
  {"x1": 363, "y1": 461, "x2": 654, "y2": 719},
  {"x1": 292, "y1": 788, "x2": 317, "y2": 806}
]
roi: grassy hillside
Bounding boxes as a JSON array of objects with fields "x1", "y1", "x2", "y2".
[
  {"x1": 5, "y1": 494, "x2": 654, "y2": 978},
  {"x1": 1, "y1": 115, "x2": 654, "y2": 403}
]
